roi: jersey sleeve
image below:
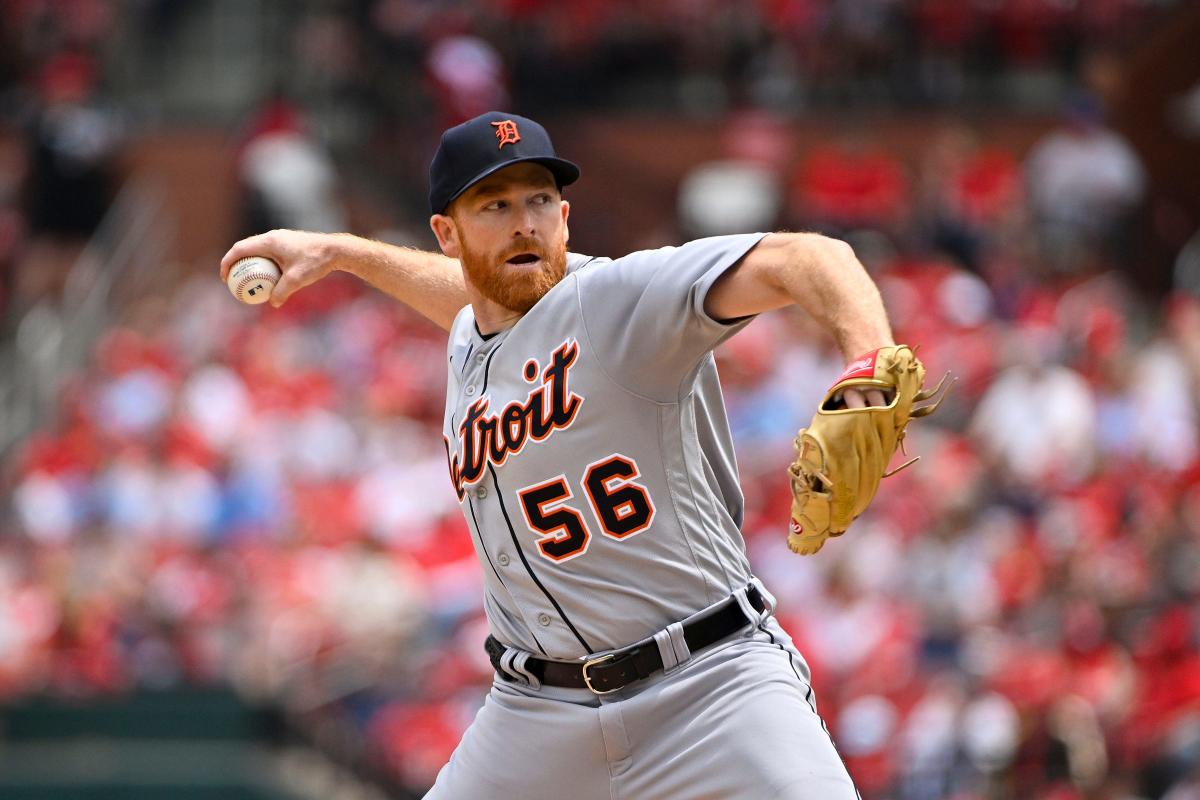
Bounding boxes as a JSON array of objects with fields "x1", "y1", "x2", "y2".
[{"x1": 576, "y1": 232, "x2": 768, "y2": 401}]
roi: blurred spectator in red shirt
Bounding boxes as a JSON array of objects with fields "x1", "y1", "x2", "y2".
[
  {"x1": 918, "y1": 124, "x2": 1023, "y2": 273},
  {"x1": 791, "y1": 136, "x2": 909, "y2": 234}
]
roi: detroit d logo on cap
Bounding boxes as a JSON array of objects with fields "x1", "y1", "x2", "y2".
[{"x1": 491, "y1": 119, "x2": 521, "y2": 149}]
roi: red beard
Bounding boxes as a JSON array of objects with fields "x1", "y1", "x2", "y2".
[{"x1": 459, "y1": 235, "x2": 568, "y2": 314}]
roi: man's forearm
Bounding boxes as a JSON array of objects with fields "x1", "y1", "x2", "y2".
[
  {"x1": 331, "y1": 235, "x2": 467, "y2": 331},
  {"x1": 779, "y1": 235, "x2": 894, "y2": 359},
  {"x1": 220, "y1": 229, "x2": 468, "y2": 331}
]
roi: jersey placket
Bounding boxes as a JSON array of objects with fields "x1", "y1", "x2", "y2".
[
  {"x1": 456, "y1": 336, "x2": 568, "y2": 653},
  {"x1": 463, "y1": 331, "x2": 599, "y2": 656}
]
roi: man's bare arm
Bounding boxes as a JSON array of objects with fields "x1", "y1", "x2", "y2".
[
  {"x1": 220, "y1": 230, "x2": 467, "y2": 332},
  {"x1": 706, "y1": 232, "x2": 895, "y2": 408},
  {"x1": 706, "y1": 232, "x2": 893, "y2": 357}
]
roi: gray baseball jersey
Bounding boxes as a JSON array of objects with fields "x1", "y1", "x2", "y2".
[
  {"x1": 442, "y1": 233, "x2": 766, "y2": 659},
  {"x1": 431, "y1": 232, "x2": 859, "y2": 799}
]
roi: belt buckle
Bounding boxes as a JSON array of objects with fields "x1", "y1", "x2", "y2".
[{"x1": 581, "y1": 653, "x2": 620, "y2": 695}]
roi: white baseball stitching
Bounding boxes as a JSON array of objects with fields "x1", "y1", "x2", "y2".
[{"x1": 235, "y1": 271, "x2": 274, "y2": 298}]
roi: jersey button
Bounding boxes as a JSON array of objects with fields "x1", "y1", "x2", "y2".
[
  {"x1": 536, "y1": 613, "x2": 552, "y2": 627},
  {"x1": 497, "y1": 553, "x2": 510, "y2": 567},
  {"x1": 465, "y1": 385, "x2": 477, "y2": 396},
  {"x1": 476, "y1": 353, "x2": 487, "y2": 364},
  {"x1": 475, "y1": 486, "x2": 487, "y2": 499}
]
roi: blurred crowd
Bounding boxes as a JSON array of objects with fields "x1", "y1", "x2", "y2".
[
  {"x1": 291, "y1": 0, "x2": 1180, "y2": 125},
  {"x1": 0, "y1": 0, "x2": 1181, "y2": 316},
  {"x1": 4, "y1": 101, "x2": 1200, "y2": 800},
  {"x1": 284, "y1": 0, "x2": 1181, "y2": 217},
  {"x1": 0, "y1": 0, "x2": 120, "y2": 318}
]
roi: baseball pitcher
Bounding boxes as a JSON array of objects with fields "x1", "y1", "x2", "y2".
[{"x1": 221, "y1": 112, "x2": 945, "y2": 799}]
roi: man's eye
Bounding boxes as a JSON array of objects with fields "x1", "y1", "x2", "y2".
[
  {"x1": 484, "y1": 200, "x2": 506, "y2": 211},
  {"x1": 532, "y1": 194, "x2": 551, "y2": 205}
]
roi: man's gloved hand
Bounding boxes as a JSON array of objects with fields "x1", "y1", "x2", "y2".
[{"x1": 787, "y1": 345, "x2": 951, "y2": 555}]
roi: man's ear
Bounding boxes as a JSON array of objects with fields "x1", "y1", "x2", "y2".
[
  {"x1": 430, "y1": 213, "x2": 461, "y2": 258},
  {"x1": 561, "y1": 200, "x2": 570, "y2": 245}
]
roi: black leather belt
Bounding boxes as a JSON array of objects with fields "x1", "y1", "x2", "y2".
[{"x1": 485, "y1": 586, "x2": 767, "y2": 695}]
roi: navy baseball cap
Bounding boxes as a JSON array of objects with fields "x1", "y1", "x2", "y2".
[{"x1": 429, "y1": 111, "x2": 580, "y2": 215}]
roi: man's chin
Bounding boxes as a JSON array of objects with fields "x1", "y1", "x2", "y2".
[
  {"x1": 494, "y1": 281, "x2": 556, "y2": 314},
  {"x1": 463, "y1": 246, "x2": 567, "y2": 314}
]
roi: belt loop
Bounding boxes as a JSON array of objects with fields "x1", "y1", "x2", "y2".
[
  {"x1": 735, "y1": 582, "x2": 770, "y2": 626},
  {"x1": 500, "y1": 647, "x2": 542, "y2": 689},
  {"x1": 750, "y1": 576, "x2": 778, "y2": 615},
  {"x1": 653, "y1": 621, "x2": 691, "y2": 673}
]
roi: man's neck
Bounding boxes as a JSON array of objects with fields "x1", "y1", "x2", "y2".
[{"x1": 467, "y1": 289, "x2": 524, "y2": 336}]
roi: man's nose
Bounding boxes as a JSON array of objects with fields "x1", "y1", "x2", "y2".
[{"x1": 512, "y1": 205, "x2": 536, "y2": 237}]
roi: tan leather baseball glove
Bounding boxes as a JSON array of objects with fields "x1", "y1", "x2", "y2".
[{"x1": 787, "y1": 345, "x2": 951, "y2": 555}]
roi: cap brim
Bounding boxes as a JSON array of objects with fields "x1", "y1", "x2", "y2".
[{"x1": 441, "y1": 157, "x2": 580, "y2": 213}]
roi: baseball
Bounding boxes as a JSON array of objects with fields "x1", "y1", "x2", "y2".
[{"x1": 226, "y1": 256, "x2": 281, "y2": 305}]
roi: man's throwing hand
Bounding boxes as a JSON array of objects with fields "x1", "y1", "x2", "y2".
[{"x1": 220, "y1": 229, "x2": 340, "y2": 308}]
